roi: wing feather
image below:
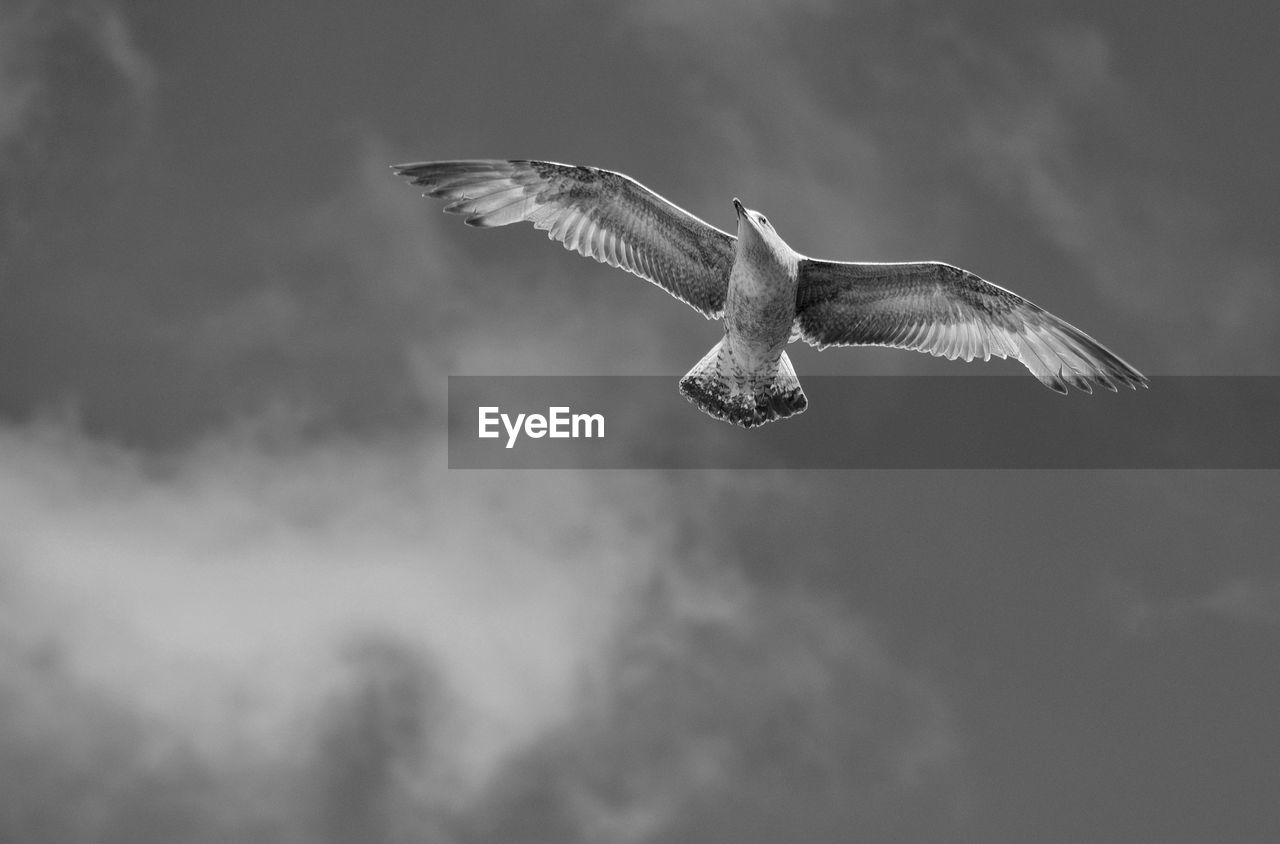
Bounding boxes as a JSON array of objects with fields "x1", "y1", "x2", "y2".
[
  {"x1": 393, "y1": 159, "x2": 735, "y2": 317},
  {"x1": 794, "y1": 260, "x2": 1146, "y2": 393}
]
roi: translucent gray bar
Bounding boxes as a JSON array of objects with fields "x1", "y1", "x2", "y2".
[{"x1": 447, "y1": 376, "x2": 1279, "y2": 469}]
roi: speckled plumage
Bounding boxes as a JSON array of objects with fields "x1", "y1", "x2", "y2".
[{"x1": 394, "y1": 159, "x2": 1146, "y2": 426}]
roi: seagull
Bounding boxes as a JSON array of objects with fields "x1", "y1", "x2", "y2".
[{"x1": 393, "y1": 159, "x2": 1146, "y2": 427}]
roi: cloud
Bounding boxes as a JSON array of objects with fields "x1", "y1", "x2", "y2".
[
  {"x1": 625, "y1": 0, "x2": 886, "y2": 251},
  {"x1": 941, "y1": 23, "x2": 1280, "y2": 371},
  {"x1": 0, "y1": 419, "x2": 649, "y2": 832},
  {"x1": 1106, "y1": 576, "x2": 1280, "y2": 637},
  {"x1": 468, "y1": 562, "x2": 960, "y2": 841},
  {"x1": 625, "y1": 4, "x2": 1279, "y2": 375},
  {"x1": 1, "y1": 0, "x2": 158, "y2": 408},
  {"x1": 0, "y1": 20, "x2": 37, "y2": 149},
  {"x1": 1197, "y1": 579, "x2": 1280, "y2": 625},
  {"x1": 0, "y1": 417, "x2": 961, "y2": 840},
  {"x1": 0, "y1": 0, "x2": 154, "y2": 184},
  {"x1": 0, "y1": 6, "x2": 969, "y2": 838},
  {"x1": 158, "y1": 135, "x2": 703, "y2": 445}
]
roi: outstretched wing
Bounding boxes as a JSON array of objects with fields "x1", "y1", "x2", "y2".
[
  {"x1": 393, "y1": 159, "x2": 735, "y2": 318},
  {"x1": 794, "y1": 259, "x2": 1147, "y2": 393}
]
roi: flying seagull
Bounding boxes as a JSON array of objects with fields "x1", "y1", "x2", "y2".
[{"x1": 393, "y1": 159, "x2": 1146, "y2": 427}]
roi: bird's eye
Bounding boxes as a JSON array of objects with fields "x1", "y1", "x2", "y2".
[{"x1": 758, "y1": 215, "x2": 768, "y2": 226}]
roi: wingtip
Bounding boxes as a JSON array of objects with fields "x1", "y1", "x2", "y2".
[
  {"x1": 390, "y1": 161, "x2": 443, "y2": 180},
  {"x1": 1039, "y1": 374, "x2": 1070, "y2": 395}
]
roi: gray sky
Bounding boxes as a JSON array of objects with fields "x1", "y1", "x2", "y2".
[{"x1": 2, "y1": 1, "x2": 1278, "y2": 841}]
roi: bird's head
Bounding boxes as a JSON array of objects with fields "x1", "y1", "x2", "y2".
[{"x1": 732, "y1": 198, "x2": 792, "y2": 267}]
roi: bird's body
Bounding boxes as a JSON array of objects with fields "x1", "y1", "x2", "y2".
[
  {"x1": 725, "y1": 197, "x2": 800, "y2": 363},
  {"x1": 680, "y1": 198, "x2": 808, "y2": 424},
  {"x1": 394, "y1": 159, "x2": 1146, "y2": 427}
]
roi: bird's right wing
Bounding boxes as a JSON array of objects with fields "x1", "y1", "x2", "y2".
[
  {"x1": 393, "y1": 160, "x2": 736, "y2": 318},
  {"x1": 794, "y1": 259, "x2": 1147, "y2": 393}
]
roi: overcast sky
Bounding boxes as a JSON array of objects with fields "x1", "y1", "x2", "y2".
[{"x1": 2, "y1": 1, "x2": 1279, "y2": 841}]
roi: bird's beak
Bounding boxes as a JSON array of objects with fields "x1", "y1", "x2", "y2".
[{"x1": 733, "y1": 198, "x2": 745, "y2": 218}]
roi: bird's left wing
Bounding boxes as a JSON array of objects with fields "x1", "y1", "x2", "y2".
[
  {"x1": 794, "y1": 259, "x2": 1147, "y2": 393},
  {"x1": 393, "y1": 159, "x2": 735, "y2": 318}
]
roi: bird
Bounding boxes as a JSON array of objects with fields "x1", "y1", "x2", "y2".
[{"x1": 393, "y1": 159, "x2": 1147, "y2": 427}]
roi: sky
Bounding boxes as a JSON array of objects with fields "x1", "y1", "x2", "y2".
[{"x1": 1, "y1": 0, "x2": 1278, "y2": 841}]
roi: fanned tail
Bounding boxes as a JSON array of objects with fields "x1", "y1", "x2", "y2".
[{"x1": 678, "y1": 338, "x2": 807, "y2": 428}]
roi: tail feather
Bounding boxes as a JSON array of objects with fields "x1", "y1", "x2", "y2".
[{"x1": 679, "y1": 337, "x2": 807, "y2": 428}]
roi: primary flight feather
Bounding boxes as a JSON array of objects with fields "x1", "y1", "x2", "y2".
[{"x1": 394, "y1": 159, "x2": 1146, "y2": 427}]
